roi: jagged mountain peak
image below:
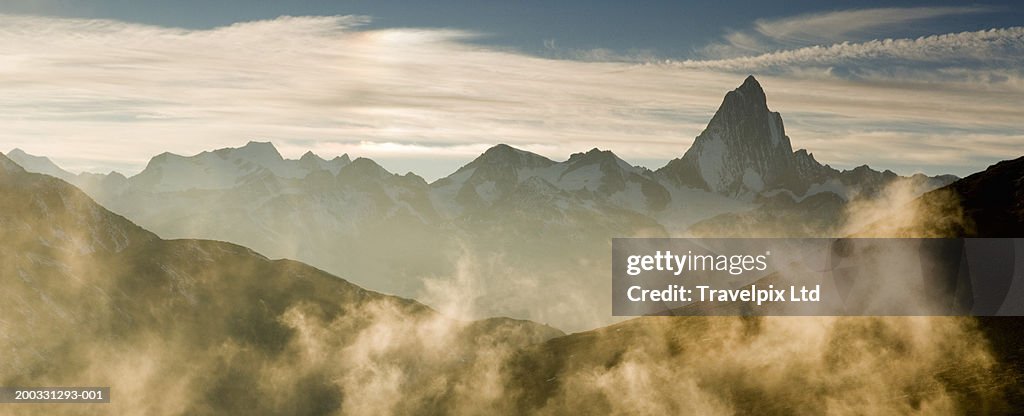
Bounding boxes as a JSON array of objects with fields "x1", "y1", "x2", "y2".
[
  {"x1": 738, "y1": 75, "x2": 765, "y2": 96},
  {"x1": 299, "y1": 150, "x2": 351, "y2": 164},
  {"x1": 708, "y1": 76, "x2": 780, "y2": 137},
  {"x1": 565, "y1": 147, "x2": 637, "y2": 175},
  {"x1": 568, "y1": 148, "x2": 614, "y2": 161},
  {"x1": 655, "y1": 76, "x2": 955, "y2": 201},
  {"x1": 792, "y1": 148, "x2": 838, "y2": 183},
  {"x1": 707, "y1": 75, "x2": 770, "y2": 128},
  {"x1": 657, "y1": 76, "x2": 801, "y2": 197},
  {"x1": 300, "y1": 150, "x2": 352, "y2": 175}
]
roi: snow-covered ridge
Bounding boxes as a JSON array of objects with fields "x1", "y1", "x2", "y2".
[
  {"x1": 430, "y1": 144, "x2": 671, "y2": 215},
  {"x1": 129, "y1": 141, "x2": 351, "y2": 192}
]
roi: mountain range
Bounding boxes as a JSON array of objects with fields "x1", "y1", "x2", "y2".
[
  {"x1": 2, "y1": 147, "x2": 1022, "y2": 414},
  {"x1": 3, "y1": 74, "x2": 1024, "y2": 414},
  {"x1": 6, "y1": 76, "x2": 958, "y2": 332}
]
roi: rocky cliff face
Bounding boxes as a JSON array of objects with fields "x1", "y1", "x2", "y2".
[
  {"x1": 658, "y1": 76, "x2": 807, "y2": 196},
  {"x1": 657, "y1": 76, "x2": 954, "y2": 199}
]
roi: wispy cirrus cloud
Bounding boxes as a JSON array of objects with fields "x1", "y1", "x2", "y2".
[
  {"x1": 702, "y1": 6, "x2": 997, "y2": 58},
  {"x1": 689, "y1": 26, "x2": 1024, "y2": 70},
  {"x1": 755, "y1": 6, "x2": 994, "y2": 45},
  {"x1": 0, "y1": 13, "x2": 1021, "y2": 180}
]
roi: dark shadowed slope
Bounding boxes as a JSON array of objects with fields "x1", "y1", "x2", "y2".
[
  {"x1": 915, "y1": 155, "x2": 1024, "y2": 238},
  {"x1": 856, "y1": 155, "x2": 1024, "y2": 238},
  {"x1": 851, "y1": 154, "x2": 1024, "y2": 408}
]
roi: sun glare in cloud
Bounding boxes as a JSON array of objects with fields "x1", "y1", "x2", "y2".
[{"x1": 0, "y1": 9, "x2": 1021, "y2": 180}]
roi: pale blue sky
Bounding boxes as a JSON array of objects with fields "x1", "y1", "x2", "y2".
[{"x1": 3, "y1": 1, "x2": 1019, "y2": 58}]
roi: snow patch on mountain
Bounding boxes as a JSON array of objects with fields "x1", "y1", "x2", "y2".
[
  {"x1": 742, "y1": 168, "x2": 764, "y2": 192},
  {"x1": 695, "y1": 134, "x2": 728, "y2": 193}
]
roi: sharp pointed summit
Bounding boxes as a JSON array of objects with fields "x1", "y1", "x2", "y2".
[
  {"x1": 739, "y1": 74, "x2": 765, "y2": 93},
  {"x1": 655, "y1": 76, "x2": 957, "y2": 200},
  {"x1": 657, "y1": 76, "x2": 819, "y2": 197},
  {"x1": 729, "y1": 75, "x2": 769, "y2": 112}
]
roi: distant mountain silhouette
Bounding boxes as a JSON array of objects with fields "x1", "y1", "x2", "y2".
[{"x1": 4, "y1": 76, "x2": 958, "y2": 331}]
